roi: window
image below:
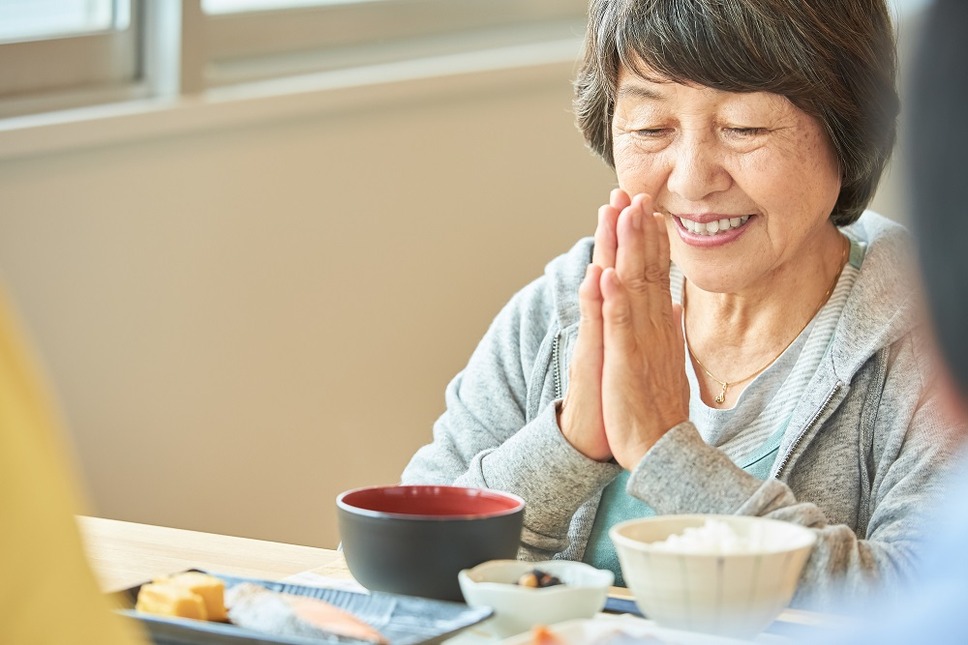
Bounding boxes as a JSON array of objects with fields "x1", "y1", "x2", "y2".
[
  {"x1": 199, "y1": 0, "x2": 588, "y2": 87},
  {"x1": 0, "y1": 0, "x2": 139, "y2": 116},
  {"x1": 0, "y1": 0, "x2": 588, "y2": 118},
  {"x1": 203, "y1": 0, "x2": 380, "y2": 12},
  {"x1": 0, "y1": 0, "x2": 127, "y2": 42}
]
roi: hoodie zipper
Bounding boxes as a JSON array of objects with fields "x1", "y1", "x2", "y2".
[
  {"x1": 773, "y1": 382, "x2": 842, "y2": 478},
  {"x1": 552, "y1": 332, "x2": 563, "y2": 400}
]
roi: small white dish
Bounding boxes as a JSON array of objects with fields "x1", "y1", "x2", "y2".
[{"x1": 458, "y1": 559, "x2": 614, "y2": 638}]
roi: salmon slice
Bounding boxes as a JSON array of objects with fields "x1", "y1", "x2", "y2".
[
  {"x1": 530, "y1": 625, "x2": 566, "y2": 645},
  {"x1": 226, "y1": 582, "x2": 387, "y2": 644}
]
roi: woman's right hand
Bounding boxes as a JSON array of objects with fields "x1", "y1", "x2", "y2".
[{"x1": 557, "y1": 189, "x2": 630, "y2": 462}]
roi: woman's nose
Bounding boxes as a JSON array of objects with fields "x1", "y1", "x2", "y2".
[{"x1": 665, "y1": 136, "x2": 731, "y2": 202}]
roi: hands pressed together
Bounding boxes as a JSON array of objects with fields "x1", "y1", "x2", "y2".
[{"x1": 557, "y1": 190, "x2": 690, "y2": 471}]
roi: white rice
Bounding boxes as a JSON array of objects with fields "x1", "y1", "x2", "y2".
[{"x1": 649, "y1": 519, "x2": 765, "y2": 554}]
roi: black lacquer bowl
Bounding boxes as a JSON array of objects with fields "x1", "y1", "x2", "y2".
[{"x1": 337, "y1": 485, "x2": 525, "y2": 602}]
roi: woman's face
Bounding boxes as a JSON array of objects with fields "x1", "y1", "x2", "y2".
[{"x1": 611, "y1": 64, "x2": 843, "y2": 294}]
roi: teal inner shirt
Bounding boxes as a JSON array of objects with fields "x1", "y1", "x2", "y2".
[{"x1": 581, "y1": 423, "x2": 785, "y2": 586}]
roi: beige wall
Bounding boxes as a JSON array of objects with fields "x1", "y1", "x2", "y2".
[
  {"x1": 0, "y1": 50, "x2": 909, "y2": 550},
  {"x1": 0, "y1": 63, "x2": 614, "y2": 549}
]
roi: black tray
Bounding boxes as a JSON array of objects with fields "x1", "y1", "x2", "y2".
[{"x1": 117, "y1": 570, "x2": 493, "y2": 645}]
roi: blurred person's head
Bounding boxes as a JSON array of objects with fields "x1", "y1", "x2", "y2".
[
  {"x1": 573, "y1": 0, "x2": 899, "y2": 227},
  {"x1": 908, "y1": 0, "x2": 968, "y2": 403}
]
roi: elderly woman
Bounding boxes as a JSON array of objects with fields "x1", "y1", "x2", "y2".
[{"x1": 402, "y1": 0, "x2": 957, "y2": 605}]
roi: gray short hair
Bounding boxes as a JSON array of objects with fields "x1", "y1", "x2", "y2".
[{"x1": 573, "y1": 0, "x2": 899, "y2": 226}]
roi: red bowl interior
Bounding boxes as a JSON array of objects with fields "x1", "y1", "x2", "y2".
[{"x1": 338, "y1": 485, "x2": 523, "y2": 519}]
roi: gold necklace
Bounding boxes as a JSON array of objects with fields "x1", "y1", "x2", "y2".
[{"x1": 683, "y1": 235, "x2": 849, "y2": 405}]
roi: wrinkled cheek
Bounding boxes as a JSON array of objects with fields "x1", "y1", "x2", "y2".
[
  {"x1": 613, "y1": 147, "x2": 665, "y2": 196},
  {"x1": 789, "y1": 130, "x2": 842, "y2": 212}
]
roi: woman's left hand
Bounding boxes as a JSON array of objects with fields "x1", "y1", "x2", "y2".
[{"x1": 599, "y1": 193, "x2": 690, "y2": 470}]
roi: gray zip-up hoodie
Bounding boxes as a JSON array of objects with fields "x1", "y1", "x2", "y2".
[{"x1": 401, "y1": 211, "x2": 959, "y2": 609}]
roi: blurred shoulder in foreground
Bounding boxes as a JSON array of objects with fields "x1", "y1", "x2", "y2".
[
  {"x1": 828, "y1": 0, "x2": 968, "y2": 641},
  {"x1": 0, "y1": 284, "x2": 145, "y2": 643}
]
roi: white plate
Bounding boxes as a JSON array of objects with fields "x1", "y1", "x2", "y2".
[{"x1": 499, "y1": 614, "x2": 790, "y2": 644}]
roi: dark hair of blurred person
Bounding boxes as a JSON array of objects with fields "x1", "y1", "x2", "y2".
[
  {"x1": 908, "y1": 0, "x2": 968, "y2": 401},
  {"x1": 824, "y1": 1, "x2": 968, "y2": 641}
]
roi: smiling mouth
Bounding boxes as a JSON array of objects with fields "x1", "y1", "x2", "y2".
[{"x1": 676, "y1": 215, "x2": 750, "y2": 236}]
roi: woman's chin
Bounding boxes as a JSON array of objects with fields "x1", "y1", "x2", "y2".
[{"x1": 674, "y1": 263, "x2": 752, "y2": 295}]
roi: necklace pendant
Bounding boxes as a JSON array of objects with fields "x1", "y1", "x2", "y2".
[{"x1": 715, "y1": 382, "x2": 728, "y2": 404}]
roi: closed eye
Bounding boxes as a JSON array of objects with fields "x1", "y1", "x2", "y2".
[
  {"x1": 725, "y1": 127, "x2": 767, "y2": 137},
  {"x1": 633, "y1": 128, "x2": 673, "y2": 137}
]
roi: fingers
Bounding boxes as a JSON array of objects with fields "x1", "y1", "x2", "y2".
[
  {"x1": 593, "y1": 205, "x2": 618, "y2": 269},
  {"x1": 560, "y1": 262, "x2": 611, "y2": 462},
  {"x1": 614, "y1": 194, "x2": 666, "y2": 288},
  {"x1": 599, "y1": 192, "x2": 672, "y2": 370},
  {"x1": 599, "y1": 263, "x2": 689, "y2": 469},
  {"x1": 615, "y1": 196, "x2": 673, "y2": 327},
  {"x1": 578, "y1": 263, "x2": 604, "y2": 343},
  {"x1": 575, "y1": 263, "x2": 605, "y2": 406},
  {"x1": 594, "y1": 195, "x2": 688, "y2": 468},
  {"x1": 671, "y1": 302, "x2": 685, "y2": 348},
  {"x1": 592, "y1": 189, "x2": 630, "y2": 270},
  {"x1": 610, "y1": 188, "x2": 632, "y2": 212},
  {"x1": 599, "y1": 267, "x2": 635, "y2": 355},
  {"x1": 653, "y1": 211, "x2": 671, "y2": 277}
]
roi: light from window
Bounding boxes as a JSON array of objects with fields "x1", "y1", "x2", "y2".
[
  {"x1": 202, "y1": 0, "x2": 387, "y2": 15},
  {"x1": 0, "y1": 0, "x2": 128, "y2": 44}
]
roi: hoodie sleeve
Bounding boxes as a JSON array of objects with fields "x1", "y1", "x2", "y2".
[{"x1": 401, "y1": 240, "x2": 620, "y2": 559}]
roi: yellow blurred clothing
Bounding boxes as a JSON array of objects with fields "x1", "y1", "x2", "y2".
[{"x1": 0, "y1": 287, "x2": 146, "y2": 644}]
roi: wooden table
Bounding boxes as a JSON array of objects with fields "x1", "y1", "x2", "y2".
[
  {"x1": 78, "y1": 516, "x2": 353, "y2": 593},
  {"x1": 79, "y1": 516, "x2": 835, "y2": 639},
  {"x1": 79, "y1": 515, "x2": 631, "y2": 599}
]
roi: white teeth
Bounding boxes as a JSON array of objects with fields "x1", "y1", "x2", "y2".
[{"x1": 679, "y1": 215, "x2": 750, "y2": 235}]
